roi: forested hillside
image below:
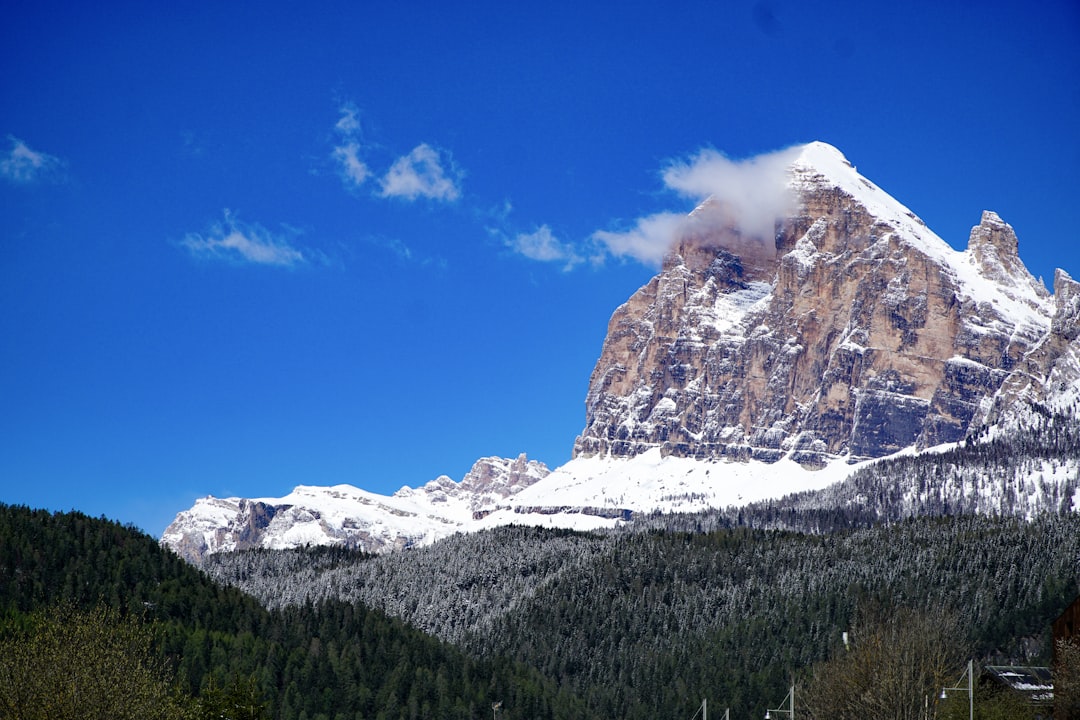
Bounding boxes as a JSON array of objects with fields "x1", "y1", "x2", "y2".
[
  {"x1": 206, "y1": 513, "x2": 1080, "y2": 718},
  {"x1": 0, "y1": 505, "x2": 584, "y2": 719}
]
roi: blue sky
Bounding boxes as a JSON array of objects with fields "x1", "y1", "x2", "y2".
[{"x1": 2, "y1": 0, "x2": 1078, "y2": 536}]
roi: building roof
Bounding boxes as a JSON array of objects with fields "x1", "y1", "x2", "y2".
[{"x1": 983, "y1": 666, "x2": 1053, "y2": 705}]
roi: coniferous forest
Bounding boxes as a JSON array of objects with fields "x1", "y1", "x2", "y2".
[
  {"x1": 0, "y1": 505, "x2": 584, "y2": 720},
  {"x1": 204, "y1": 514, "x2": 1078, "y2": 719},
  {"x1": 3, "y1": 413, "x2": 1080, "y2": 719}
]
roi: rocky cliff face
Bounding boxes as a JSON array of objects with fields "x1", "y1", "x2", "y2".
[{"x1": 574, "y1": 142, "x2": 1057, "y2": 464}]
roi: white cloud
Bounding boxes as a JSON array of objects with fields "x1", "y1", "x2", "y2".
[
  {"x1": 331, "y1": 104, "x2": 370, "y2": 189},
  {"x1": 1, "y1": 136, "x2": 65, "y2": 184},
  {"x1": 328, "y1": 103, "x2": 464, "y2": 203},
  {"x1": 592, "y1": 211, "x2": 688, "y2": 268},
  {"x1": 379, "y1": 144, "x2": 461, "y2": 202},
  {"x1": 335, "y1": 102, "x2": 361, "y2": 135},
  {"x1": 181, "y1": 211, "x2": 306, "y2": 267},
  {"x1": 591, "y1": 145, "x2": 802, "y2": 268},
  {"x1": 332, "y1": 141, "x2": 369, "y2": 188},
  {"x1": 508, "y1": 225, "x2": 583, "y2": 270},
  {"x1": 662, "y1": 145, "x2": 799, "y2": 242}
]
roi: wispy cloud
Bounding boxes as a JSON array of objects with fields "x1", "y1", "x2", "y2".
[
  {"x1": 590, "y1": 145, "x2": 801, "y2": 267},
  {"x1": 1, "y1": 135, "x2": 66, "y2": 184},
  {"x1": 329, "y1": 102, "x2": 463, "y2": 204},
  {"x1": 334, "y1": 102, "x2": 361, "y2": 135},
  {"x1": 380, "y1": 144, "x2": 461, "y2": 202},
  {"x1": 360, "y1": 234, "x2": 447, "y2": 270},
  {"x1": 592, "y1": 212, "x2": 688, "y2": 268},
  {"x1": 331, "y1": 103, "x2": 369, "y2": 189},
  {"x1": 181, "y1": 211, "x2": 307, "y2": 267},
  {"x1": 507, "y1": 225, "x2": 583, "y2": 270},
  {"x1": 332, "y1": 141, "x2": 369, "y2": 188}
]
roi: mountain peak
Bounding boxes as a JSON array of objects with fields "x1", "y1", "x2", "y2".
[
  {"x1": 969, "y1": 209, "x2": 1017, "y2": 256},
  {"x1": 161, "y1": 143, "x2": 1076, "y2": 560},
  {"x1": 576, "y1": 144, "x2": 1056, "y2": 464},
  {"x1": 788, "y1": 142, "x2": 940, "y2": 251},
  {"x1": 791, "y1": 140, "x2": 852, "y2": 171},
  {"x1": 964, "y1": 209, "x2": 1050, "y2": 308}
]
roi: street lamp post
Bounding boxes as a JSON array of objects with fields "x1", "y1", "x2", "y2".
[
  {"x1": 940, "y1": 659, "x2": 973, "y2": 720},
  {"x1": 691, "y1": 699, "x2": 734, "y2": 720},
  {"x1": 764, "y1": 685, "x2": 794, "y2": 720},
  {"x1": 690, "y1": 698, "x2": 730, "y2": 720}
]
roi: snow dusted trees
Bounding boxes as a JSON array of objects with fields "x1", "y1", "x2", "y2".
[{"x1": 204, "y1": 513, "x2": 1080, "y2": 719}]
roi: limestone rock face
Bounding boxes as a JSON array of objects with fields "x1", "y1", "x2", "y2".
[
  {"x1": 460, "y1": 453, "x2": 547, "y2": 498},
  {"x1": 574, "y1": 142, "x2": 1057, "y2": 464}
]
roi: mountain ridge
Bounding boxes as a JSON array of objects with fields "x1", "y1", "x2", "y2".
[
  {"x1": 162, "y1": 141, "x2": 1080, "y2": 561},
  {"x1": 162, "y1": 454, "x2": 550, "y2": 561}
]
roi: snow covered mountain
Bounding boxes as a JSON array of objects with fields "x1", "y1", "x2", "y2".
[
  {"x1": 162, "y1": 142, "x2": 1080, "y2": 561},
  {"x1": 162, "y1": 448, "x2": 877, "y2": 563},
  {"x1": 162, "y1": 454, "x2": 550, "y2": 562},
  {"x1": 575, "y1": 142, "x2": 1058, "y2": 464}
]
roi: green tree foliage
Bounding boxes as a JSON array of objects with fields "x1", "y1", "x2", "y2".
[
  {"x1": 0, "y1": 504, "x2": 584, "y2": 720},
  {"x1": 1055, "y1": 639, "x2": 1080, "y2": 720},
  {"x1": 0, "y1": 603, "x2": 190, "y2": 720},
  {"x1": 0, "y1": 504, "x2": 267, "y2": 628},
  {"x1": 196, "y1": 674, "x2": 269, "y2": 720}
]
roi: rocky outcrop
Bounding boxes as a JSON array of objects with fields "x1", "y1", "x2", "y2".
[
  {"x1": 398, "y1": 453, "x2": 550, "y2": 519},
  {"x1": 460, "y1": 453, "x2": 549, "y2": 498},
  {"x1": 574, "y1": 142, "x2": 1056, "y2": 465},
  {"x1": 981, "y1": 269, "x2": 1080, "y2": 425}
]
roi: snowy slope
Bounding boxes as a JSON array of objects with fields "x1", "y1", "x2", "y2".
[
  {"x1": 160, "y1": 483, "x2": 471, "y2": 560},
  {"x1": 501, "y1": 449, "x2": 860, "y2": 518}
]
